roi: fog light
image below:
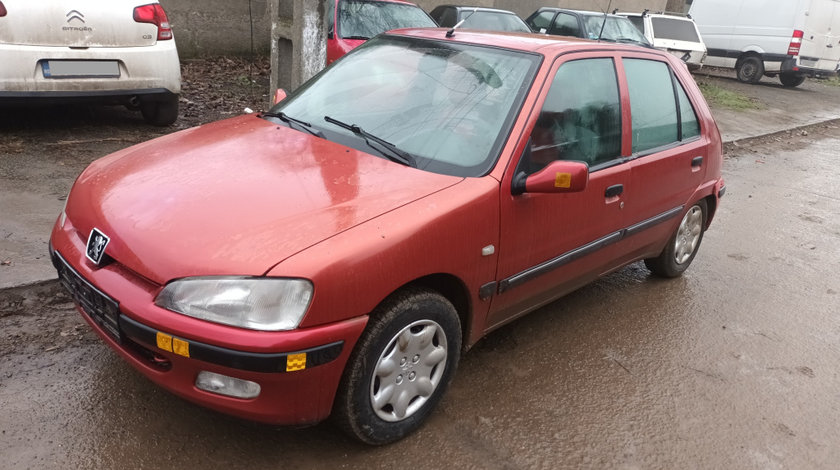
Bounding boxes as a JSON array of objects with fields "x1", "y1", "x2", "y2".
[{"x1": 196, "y1": 371, "x2": 261, "y2": 399}]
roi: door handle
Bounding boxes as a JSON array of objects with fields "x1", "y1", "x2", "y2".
[
  {"x1": 691, "y1": 156, "x2": 704, "y2": 167},
  {"x1": 605, "y1": 184, "x2": 623, "y2": 198}
]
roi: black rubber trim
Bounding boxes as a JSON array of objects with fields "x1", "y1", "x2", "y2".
[
  {"x1": 0, "y1": 88, "x2": 176, "y2": 99},
  {"x1": 706, "y1": 49, "x2": 789, "y2": 63},
  {"x1": 623, "y1": 206, "x2": 684, "y2": 238},
  {"x1": 498, "y1": 205, "x2": 683, "y2": 293},
  {"x1": 119, "y1": 315, "x2": 344, "y2": 373},
  {"x1": 499, "y1": 231, "x2": 623, "y2": 293},
  {"x1": 718, "y1": 186, "x2": 726, "y2": 198}
]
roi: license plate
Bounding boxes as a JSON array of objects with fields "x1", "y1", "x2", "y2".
[
  {"x1": 43, "y1": 60, "x2": 120, "y2": 78},
  {"x1": 54, "y1": 252, "x2": 122, "y2": 342}
]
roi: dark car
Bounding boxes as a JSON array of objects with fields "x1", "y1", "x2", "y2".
[
  {"x1": 526, "y1": 7, "x2": 650, "y2": 46},
  {"x1": 430, "y1": 5, "x2": 531, "y2": 33}
]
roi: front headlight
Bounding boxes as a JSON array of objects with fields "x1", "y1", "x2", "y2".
[{"x1": 155, "y1": 277, "x2": 313, "y2": 331}]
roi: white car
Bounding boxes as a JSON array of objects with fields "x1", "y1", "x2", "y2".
[
  {"x1": 0, "y1": 0, "x2": 181, "y2": 125},
  {"x1": 618, "y1": 11, "x2": 707, "y2": 71}
]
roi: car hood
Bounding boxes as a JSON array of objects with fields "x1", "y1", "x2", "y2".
[{"x1": 67, "y1": 115, "x2": 463, "y2": 285}]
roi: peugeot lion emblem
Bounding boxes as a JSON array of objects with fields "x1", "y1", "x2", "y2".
[{"x1": 86, "y1": 228, "x2": 110, "y2": 265}]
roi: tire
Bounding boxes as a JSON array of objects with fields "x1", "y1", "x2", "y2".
[
  {"x1": 140, "y1": 94, "x2": 179, "y2": 126},
  {"x1": 736, "y1": 56, "x2": 764, "y2": 84},
  {"x1": 779, "y1": 73, "x2": 806, "y2": 88},
  {"x1": 645, "y1": 200, "x2": 707, "y2": 278},
  {"x1": 334, "y1": 288, "x2": 461, "y2": 445}
]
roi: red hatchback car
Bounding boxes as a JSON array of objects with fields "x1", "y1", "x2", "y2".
[
  {"x1": 50, "y1": 28, "x2": 724, "y2": 445},
  {"x1": 326, "y1": 0, "x2": 436, "y2": 64}
]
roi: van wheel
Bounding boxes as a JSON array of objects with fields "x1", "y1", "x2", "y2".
[
  {"x1": 140, "y1": 94, "x2": 179, "y2": 126},
  {"x1": 645, "y1": 200, "x2": 707, "y2": 278},
  {"x1": 334, "y1": 289, "x2": 461, "y2": 445},
  {"x1": 779, "y1": 73, "x2": 806, "y2": 87},
  {"x1": 736, "y1": 56, "x2": 764, "y2": 84}
]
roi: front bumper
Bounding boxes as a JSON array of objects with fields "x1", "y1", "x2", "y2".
[{"x1": 50, "y1": 220, "x2": 367, "y2": 426}]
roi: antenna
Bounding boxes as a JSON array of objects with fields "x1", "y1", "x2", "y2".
[
  {"x1": 597, "y1": 0, "x2": 614, "y2": 42},
  {"x1": 446, "y1": 7, "x2": 478, "y2": 38}
]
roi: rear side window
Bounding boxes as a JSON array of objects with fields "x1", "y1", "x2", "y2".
[
  {"x1": 626, "y1": 15, "x2": 644, "y2": 35},
  {"x1": 550, "y1": 13, "x2": 581, "y2": 37},
  {"x1": 625, "y1": 59, "x2": 678, "y2": 153},
  {"x1": 527, "y1": 58, "x2": 622, "y2": 172},
  {"x1": 676, "y1": 82, "x2": 700, "y2": 139},
  {"x1": 650, "y1": 17, "x2": 701, "y2": 42},
  {"x1": 431, "y1": 7, "x2": 457, "y2": 27},
  {"x1": 528, "y1": 11, "x2": 556, "y2": 32},
  {"x1": 625, "y1": 58, "x2": 701, "y2": 153}
]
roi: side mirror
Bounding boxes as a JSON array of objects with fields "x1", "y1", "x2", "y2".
[
  {"x1": 272, "y1": 88, "x2": 288, "y2": 105},
  {"x1": 511, "y1": 160, "x2": 589, "y2": 195}
]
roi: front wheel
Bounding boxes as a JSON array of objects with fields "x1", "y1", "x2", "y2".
[
  {"x1": 779, "y1": 73, "x2": 806, "y2": 88},
  {"x1": 736, "y1": 56, "x2": 764, "y2": 84},
  {"x1": 645, "y1": 200, "x2": 707, "y2": 278},
  {"x1": 334, "y1": 289, "x2": 461, "y2": 445}
]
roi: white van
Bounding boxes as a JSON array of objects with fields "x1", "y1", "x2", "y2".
[
  {"x1": 689, "y1": 0, "x2": 840, "y2": 87},
  {"x1": 618, "y1": 12, "x2": 708, "y2": 71}
]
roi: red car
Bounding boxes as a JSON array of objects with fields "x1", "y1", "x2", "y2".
[
  {"x1": 50, "y1": 28, "x2": 724, "y2": 445},
  {"x1": 326, "y1": 0, "x2": 436, "y2": 64}
]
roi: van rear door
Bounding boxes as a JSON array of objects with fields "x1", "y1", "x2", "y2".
[{"x1": 798, "y1": 0, "x2": 840, "y2": 71}]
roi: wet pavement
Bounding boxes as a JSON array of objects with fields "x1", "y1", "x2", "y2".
[{"x1": 2, "y1": 123, "x2": 840, "y2": 468}]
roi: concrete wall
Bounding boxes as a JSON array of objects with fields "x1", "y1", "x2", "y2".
[
  {"x1": 162, "y1": 0, "x2": 685, "y2": 59},
  {"x1": 159, "y1": 0, "x2": 273, "y2": 58}
]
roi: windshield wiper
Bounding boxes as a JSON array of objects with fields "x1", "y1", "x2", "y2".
[
  {"x1": 263, "y1": 111, "x2": 325, "y2": 138},
  {"x1": 323, "y1": 115, "x2": 416, "y2": 167},
  {"x1": 341, "y1": 35, "x2": 370, "y2": 40}
]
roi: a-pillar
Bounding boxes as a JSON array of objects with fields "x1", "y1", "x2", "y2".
[{"x1": 269, "y1": 0, "x2": 327, "y2": 95}]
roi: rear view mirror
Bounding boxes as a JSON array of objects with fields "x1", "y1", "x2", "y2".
[
  {"x1": 512, "y1": 160, "x2": 589, "y2": 195},
  {"x1": 272, "y1": 88, "x2": 288, "y2": 105}
]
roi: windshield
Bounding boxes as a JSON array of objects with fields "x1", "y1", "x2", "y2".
[
  {"x1": 270, "y1": 35, "x2": 540, "y2": 177},
  {"x1": 582, "y1": 14, "x2": 650, "y2": 45},
  {"x1": 462, "y1": 11, "x2": 532, "y2": 33},
  {"x1": 338, "y1": 0, "x2": 436, "y2": 39}
]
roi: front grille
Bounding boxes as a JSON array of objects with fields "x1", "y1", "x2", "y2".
[{"x1": 54, "y1": 251, "x2": 122, "y2": 342}]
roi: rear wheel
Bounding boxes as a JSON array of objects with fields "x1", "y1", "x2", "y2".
[
  {"x1": 140, "y1": 94, "x2": 179, "y2": 126},
  {"x1": 779, "y1": 73, "x2": 806, "y2": 87},
  {"x1": 736, "y1": 56, "x2": 764, "y2": 84},
  {"x1": 334, "y1": 289, "x2": 461, "y2": 445},
  {"x1": 645, "y1": 200, "x2": 707, "y2": 278}
]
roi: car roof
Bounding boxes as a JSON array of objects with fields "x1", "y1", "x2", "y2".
[
  {"x1": 438, "y1": 5, "x2": 521, "y2": 15},
  {"x1": 535, "y1": 7, "x2": 622, "y2": 18},
  {"x1": 617, "y1": 11, "x2": 696, "y2": 20},
  {"x1": 387, "y1": 27, "x2": 663, "y2": 55}
]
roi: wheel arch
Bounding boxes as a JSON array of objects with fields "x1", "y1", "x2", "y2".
[
  {"x1": 703, "y1": 193, "x2": 718, "y2": 229},
  {"x1": 372, "y1": 273, "x2": 473, "y2": 351},
  {"x1": 735, "y1": 50, "x2": 763, "y2": 67}
]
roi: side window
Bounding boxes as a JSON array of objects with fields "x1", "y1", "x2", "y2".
[
  {"x1": 528, "y1": 11, "x2": 556, "y2": 33},
  {"x1": 326, "y1": 0, "x2": 336, "y2": 34},
  {"x1": 676, "y1": 82, "x2": 700, "y2": 139},
  {"x1": 550, "y1": 13, "x2": 581, "y2": 37},
  {"x1": 437, "y1": 8, "x2": 457, "y2": 27},
  {"x1": 526, "y1": 58, "x2": 622, "y2": 173},
  {"x1": 624, "y1": 59, "x2": 678, "y2": 153}
]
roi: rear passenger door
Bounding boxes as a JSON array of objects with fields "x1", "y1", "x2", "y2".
[{"x1": 621, "y1": 54, "x2": 709, "y2": 256}]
